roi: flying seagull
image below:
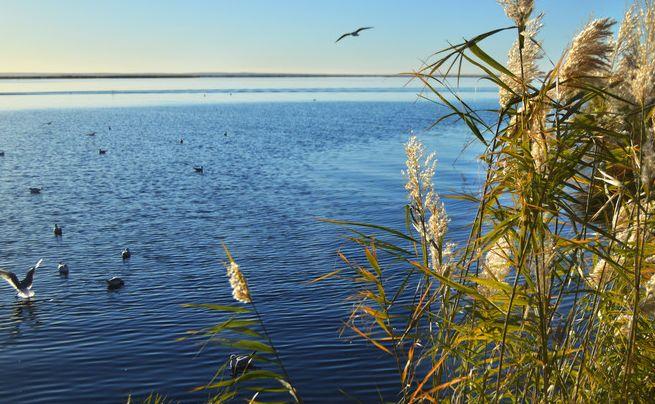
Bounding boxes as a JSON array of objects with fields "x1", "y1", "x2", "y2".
[
  {"x1": 335, "y1": 27, "x2": 373, "y2": 43},
  {"x1": 0, "y1": 259, "x2": 44, "y2": 299}
]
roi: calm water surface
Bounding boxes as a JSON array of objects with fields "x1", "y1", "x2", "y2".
[{"x1": 0, "y1": 78, "x2": 493, "y2": 402}]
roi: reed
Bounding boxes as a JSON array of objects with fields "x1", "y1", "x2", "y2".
[
  {"x1": 187, "y1": 0, "x2": 655, "y2": 401},
  {"x1": 321, "y1": 0, "x2": 655, "y2": 401},
  {"x1": 180, "y1": 245, "x2": 301, "y2": 403}
]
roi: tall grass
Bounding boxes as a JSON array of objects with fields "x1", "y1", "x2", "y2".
[
  {"x1": 180, "y1": 245, "x2": 301, "y2": 403},
  {"x1": 325, "y1": 0, "x2": 655, "y2": 401},
  {"x1": 189, "y1": 0, "x2": 655, "y2": 401}
]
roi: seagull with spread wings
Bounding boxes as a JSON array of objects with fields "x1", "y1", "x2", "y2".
[
  {"x1": 335, "y1": 27, "x2": 373, "y2": 43},
  {"x1": 0, "y1": 259, "x2": 44, "y2": 299}
]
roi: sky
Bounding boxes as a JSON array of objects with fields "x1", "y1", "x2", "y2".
[{"x1": 0, "y1": 0, "x2": 630, "y2": 74}]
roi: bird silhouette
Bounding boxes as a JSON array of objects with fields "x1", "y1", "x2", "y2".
[{"x1": 336, "y1": 27, "x2": 373, "y2": 43}]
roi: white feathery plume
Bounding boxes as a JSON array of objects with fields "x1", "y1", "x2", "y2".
[
  {"x1": 641, "y1": 274, "x2": 655, "y2": 315},
  {"x1": 534, "y1": 234, "x2": 556, "y2": 297},
  {"x1": 528, "y1": 104, "x2": 549, "y2": 174},
  {"x1": 587, "y1": 200, "x2": 655, "y2": 289},
  {"x1": 638, "y1": 274, "x2": 655, "y2": 315},
  {"x1": 615, "y1": 313, "x2": 634, "y2": 337},
  {"x1": 499, "y1": 15, "x2": 544, "y2": 107},
  {"x1": 426, "y1": 192, "x2": 450, "y2": 274},
  {"x1": 612, "y1": 2, "x2": 655, "y2": 105},
  {"x1": 226, "y1": 260, "x2": 252, "y2": 304},
  {"x1": 558, "y1": 18, "x2": 615, "y2": 101},
  {"x1": 404, "y1": 136, "x2": 430, "y2": 211},
  {"x1": 497, "y1": 0, "x2": 534, "y2": 27},
  {"x1": 640, "y1": 123, "x2": 655, "y2": 188},
  {"x1": 478, "y1": 237, "x2": 512, "y2": 295},
  {"x1": 404, "y1": 136, "x2": 451, "y2": 275},
  {"x1": 587, "y1": 258, "x2": 610, "y2": 290}
]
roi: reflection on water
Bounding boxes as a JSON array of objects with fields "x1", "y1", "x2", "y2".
[
  {"x1": 0, "y1": 300, "x2": 41, "y2": 343},
  {"x1": 13, "y1": 300, "x2": 40, "y2": 326},
  {"x1": 0, "y1": 80, "x2": 490, "y2": 402}
]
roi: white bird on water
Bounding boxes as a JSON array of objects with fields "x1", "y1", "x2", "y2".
[{"x1": 0, "y1": 259, "x2": 44, "y2": 299}]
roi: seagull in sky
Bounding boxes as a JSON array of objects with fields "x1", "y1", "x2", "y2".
[
  {"x1": 0, "y1": 259, "x2": 44, "y2": 299},
  {"x1": 335, "y1": 27, "x2": 374, "y2": 43}
]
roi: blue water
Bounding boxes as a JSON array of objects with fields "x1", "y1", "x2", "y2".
[{"x1": 0, "y1": 78, "x2": 492, "y2": 402}]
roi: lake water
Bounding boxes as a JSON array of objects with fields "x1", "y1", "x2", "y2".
[{"x1": 0, "y1": 77, "x2": 495, "y2": 402}]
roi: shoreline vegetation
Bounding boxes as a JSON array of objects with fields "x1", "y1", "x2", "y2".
[
  {"x1": 0, "y1": 72, "x2": 481, "y2": 80},
  {"x1": 180, "y1": 0, "x2": 655, "y2": 402}
]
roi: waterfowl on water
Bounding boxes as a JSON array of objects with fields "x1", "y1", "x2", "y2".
[
  {"x1": 57, "y1": 261, "x2": 69, "y2": 276},
  {"x1": 193, "y1": 166, "x2": 204, "y2": 173},
  {"x1": 106, "y1": 277, "x2": 124, "y2": 290},
  {"x1": 229, "y1": 352, "x2": 257, "y2": 378},
  {"x1": 29, "y1": 187, "x2": 42, "y2": 194},
  {"x1": 53, "y1": 224, "x2": 63, "y2": 236},
  {"x1": 86, "y1": 131, "x2": 96, "y2": 136},
  {"x1": 0, "y1": 259, "x2": 43, "y2": 299},
  {"x1": 179, "y1": 138, "x2": 184, "y2": 144},
  {"x1": 99, "y1": 149, "x2": 107, "y2": 155},
  {"x1": 0, "y1": 150, "x2": 5, "y2": 156},
  {"x1": 121, "y1": 248, "x2": 131, "y2": 260}
]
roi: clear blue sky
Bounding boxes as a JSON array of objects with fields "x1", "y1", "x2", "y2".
[{"x1": 0, "y1": 0, "x2": 629, "y2": 74}]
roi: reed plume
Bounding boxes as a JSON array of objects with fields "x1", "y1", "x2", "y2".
[
  {"x1": 499, "y1": 14, "x2": 543, "y2": 107},
  {"x1": 558, "y1": 18, "x2": 615, "y2": 100},
  {"x1": 478, "y1": 237, "x2": 512, "y2": 295},
  {"x1": 497, "y1": 0, "x2": 534, "y2": 27},
  {"x1": 226, "y1": 260, "x2": 252, "y2": 304}
]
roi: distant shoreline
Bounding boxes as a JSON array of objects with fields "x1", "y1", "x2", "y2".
[{"x1": 0, "y1": 72, "x2": 483, "y2": 80}]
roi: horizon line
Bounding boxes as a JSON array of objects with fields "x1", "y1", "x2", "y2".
[{"x1": 0, "y1": 72, "x2": 484, "y2": 80}]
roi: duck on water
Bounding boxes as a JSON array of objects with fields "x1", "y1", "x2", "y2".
[
  {"x1": 57, "y1": 261, "x2": 69, "y2": 276},
  {"x1": 107, "y1": 277, "x2": 124, "y2": 290}
]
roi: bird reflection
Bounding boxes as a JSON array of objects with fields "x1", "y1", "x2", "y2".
[
  {"x1": 2, "y1": 300, "x2": 41, "y2": 341},
  {"x1": 14, "y1": 300, "x2": 39, "y2": 323}
]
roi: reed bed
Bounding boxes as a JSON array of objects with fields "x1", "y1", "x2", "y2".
[{"x1": 184, "y1": 0, "x2": 655, "y2": 402}]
